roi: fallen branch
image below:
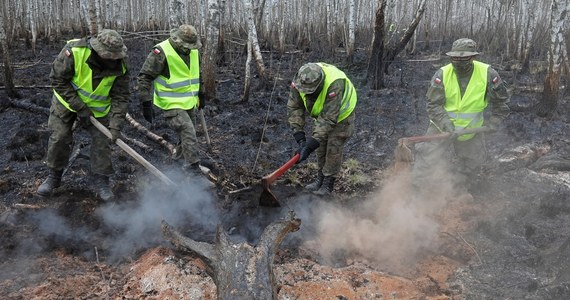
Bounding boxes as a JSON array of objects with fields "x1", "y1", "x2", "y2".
[
  {"x1": 8, "y1": 98, "x2": 49, "y2": 115},
  {"x1": 162, "y1": 211, "x2": 301, "y2": 300},
  {"x1": 125, "y1": 113, "x2": 176, "y2": 156}
]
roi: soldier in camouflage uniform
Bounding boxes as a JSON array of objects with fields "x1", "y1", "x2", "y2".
[
  {"x1": 288, "y1": 63, "x2": 357, "y2": 195},
  {"x1": 37, "y1": 29, "x2": 130, "y2": 201},
  {"x1": 413, "y1": 38, "x2": 510, "y2": 193},
  {"x1": 137, "y1": 24, "x2": 206, "y2": 177}
]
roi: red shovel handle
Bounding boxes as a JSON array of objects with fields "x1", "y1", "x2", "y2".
[{"x1": 262, "y1": 153, "x2": 300, "y2": 185}]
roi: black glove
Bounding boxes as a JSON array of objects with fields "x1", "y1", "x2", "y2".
[
  {"x1": 297, "y1": 137, "x2": 320, "y2": 163},
  {"x1": 198, "y1": 92, "x2": 206, "y2": 109},
  {"x1": 293, "y1": 131, "x2": 306, "y2": 154},
  {"x1": 110, "y1": 128, "x2": 122, "y2": 142},
  {"x1": 76, "y1": 105, "x2": 92, "y2": 127},
  {"x1": 141, "y1": 101, "x2": 154, "y2": 123}
]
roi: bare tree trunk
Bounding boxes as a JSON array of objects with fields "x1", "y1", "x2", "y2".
[
  {"x1": 161, "y1": 213, "x2": 301, "y2": 300},
  {"x1": 367, "y1": 0, "x2": 387, "y2": 90},
  {"x1": 168, "y1": 0, "x2": 184, "y2": 28},
  {"x1": 203, "y1": 0, "x2": 223, "y2": 102},
  {"x1": 241, "y1": 38, "x2": 253, "y2": 102},
  {"x1": 536, "y1": 0, "x2": 568, "y2": 117},
  {"x1": 346, "y1": 0, "x2": 356, "y2": 64},
  {"x1": 244, "y1": 0, "x2": 269, "y2": 84},
  {"x1": 28, "y1": 0, "x2": 37, "y2": 55},
  {"x1": 383, "y1": 0, "x2": 427, "y2": 73},
  {"x1": 0, "y1": 0, "x2": 19, "y2": 98}
]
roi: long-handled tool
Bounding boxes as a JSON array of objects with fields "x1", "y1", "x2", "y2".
[
  {"x1": 259, "y1": 153, "x2": 300, "y2": 207},
  {"x1": 90, "y1": 116, "x2": 176, "y2": 187},
  {"x1": 198, "y1": 109, "x2": 212, "y2": 150},
  {"x1": 394, "y1": 126, "x2": 493, "y2": 171}
]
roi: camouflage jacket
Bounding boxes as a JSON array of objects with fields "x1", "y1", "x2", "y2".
[
  {"x1": 287, "y1": 78, "x2": 352, "y2": 142},
  {"x1": 426, "y1": 63, "x2": 510, "y2": 130},
  {"x1": 137, "y1": 38, "x2": 204, "y2": 105},
  {"x1": 50, "y1": 37, "x2": 130, "y2": 130}
]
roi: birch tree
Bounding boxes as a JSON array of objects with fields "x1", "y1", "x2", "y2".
[
  {"x1": 536, "y1": 0, "x2": 568, "y2": 117},
  {"x1": 346, "y1": 0, "x2": 356, "y2": 64}
]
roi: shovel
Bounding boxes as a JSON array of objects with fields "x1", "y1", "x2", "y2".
[
  {"x1": 90, "y1": 116, "x2": 176, "y2": 187},
  {"x1": 394, "y1": 126, "x2": 493, "y2": 171},
  {"x1": 259, "y1": 153, "x2": 300, "y2": 207}
]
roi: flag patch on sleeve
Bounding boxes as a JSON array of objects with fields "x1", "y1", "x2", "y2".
[
  {"x1": 153, "y1": 48, "x2": 161, "y2": 55},
  {"x1": 434, "y1": 78, "x2": 442, "y2": 84},
  {"x1": 328, "y1": 92, "x2": 337, "y2": 98}
]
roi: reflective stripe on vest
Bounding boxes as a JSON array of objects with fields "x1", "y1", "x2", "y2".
[
  {"x1": 153, "y1": 40, "x2": 200, "y2": 110},
  {"x1": 298, "y1": 63, "x2": 357, "y2": 123},
  {"x1": 441, "y1": 60, "x2": 488, "y2": 141},
  {"x1": 54, "y1": 42, "x2": 123, "y2": 118}
]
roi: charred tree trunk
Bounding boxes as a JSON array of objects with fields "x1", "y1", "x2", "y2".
[
  {"x1": 161, "y1": 213, "x2": 301, "y2": 300},
  {"x1": 0, "y1": 1, "x2": 18, "y2": 99},
  {"x1": 367, "y1": 0, "x2": 387, "y2": 90},
  {"x1": 536, "y1": 0, "x2": 568, "y2": 117},
  {"x1": 383, "y1": 0, "x2": 427, "y2": 73}
]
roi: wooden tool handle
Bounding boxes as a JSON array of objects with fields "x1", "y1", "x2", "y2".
[
  {"x1": 262, "y1": 153, "x2": 300, "y2": 185},
  {"x1": 90, "y1": 116, "x2": 176, "y2": 186}
]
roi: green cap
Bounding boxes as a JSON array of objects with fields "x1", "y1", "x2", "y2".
[
  {"x1": 293, "y1": 63, "x2": 324, "y2": 94},
  {"x1": 90, "y1": 29, "x2": 127, "y2": 60},
  {"x1": 170, "y1": 25, "x2": 202, "y2": 50},
  {"x1": 446, "y1": 38, "x2": 480, "y2": 57}
]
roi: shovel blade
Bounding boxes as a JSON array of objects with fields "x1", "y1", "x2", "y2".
[{"x1": 259, "y1": 178, "x2": 281, "y2": 207}]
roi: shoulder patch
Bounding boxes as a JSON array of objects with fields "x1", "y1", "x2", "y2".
[
  {"x1": 434, "y1": 78, "x2": 442, "y2": 84},
  {"x1": 328, "y1": 92, "x2": 337, "y2": 98},
  {"x1": 492, "y1": 76, "x2": 500, "y2": 84},
  {"x1": 153, "y1": 48, "x2": 161, "y2": 55},
  {"x1": 290, "y1": 82, "x2": 296, "y2": 89},
  {"x1": 64, "y1": 49, "x2": 71, "y2": 57}
]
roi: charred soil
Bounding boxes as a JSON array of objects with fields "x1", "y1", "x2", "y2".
[{"x1": 1, "y1": 35, "x2": 569, "y2": 299}]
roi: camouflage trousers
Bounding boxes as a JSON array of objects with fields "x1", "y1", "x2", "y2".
[
  {"x1": 315, "y1": 114, "x2": 355, "y2": 177},
  {"x1": 164, "y1": 108, "x2": 200, "y2": 167},
  {"x1": 45, "y1": 97, "x2": 113, "y2": 175},
  {"x1": 412, "y1": 124, "x2": 487, "y2": 191}
]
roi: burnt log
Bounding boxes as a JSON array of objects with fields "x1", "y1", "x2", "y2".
[{"x1": 161, "y1": 212, "x2": 301, "y2": 300}]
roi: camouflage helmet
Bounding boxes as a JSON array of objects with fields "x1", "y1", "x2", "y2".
[
  {"x1": 90, "y1": 29, "x2": 127, "y2": 60},
  {"x1": 293, "y1": 63, "x2": 324, "y2": 94},
  {"x1": 170, "y1": 24, "x2": 202, "y2": 50},
  {"x1": 446, "y1": 38, "x2": 480, "y2": 57}
]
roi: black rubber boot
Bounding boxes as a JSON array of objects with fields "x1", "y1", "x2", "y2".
[
  {"x1": 94, "y1": 174, "x2": 113, "y2": 201},
  {"x1": 184, "y1": 162, "x2": 203, "y2": 177},
  {"x1": 37, "y1": 169, "x2": 63, "y2": 197},
  {"x1": 305, "y1": 170, "x2": 324, "y2": 191},
  {"x1": 314, "y1": 176, "x2": 336, "y2": 196}
]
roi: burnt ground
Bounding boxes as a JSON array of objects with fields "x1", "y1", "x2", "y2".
[{"x1": 0, "y1": 35, "x2": 569, "y2": 299}]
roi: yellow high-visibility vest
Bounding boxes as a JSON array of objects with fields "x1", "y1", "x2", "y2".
[
  {"x1": 54, "y1": 40, "x2": 124, "y2": 118},
  {"x1": 441, "y1": 60, "x2": 488, "y2": 141},
  {"x1": 298, "y1": 63, "x2": 357, "y2": 122},
  {"x1": 153, "y1": 40, "x2": 200, "y2": 110}
]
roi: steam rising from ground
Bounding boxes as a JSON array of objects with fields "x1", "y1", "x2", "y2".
[
  {"x1": 313, "y1": 160, "x2": 460, "y2": 271},
  {"x1": 97, "y1": 170, "x2": 220, "y2": 260}
]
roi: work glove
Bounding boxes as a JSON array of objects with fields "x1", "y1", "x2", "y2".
[
  {"x1": 141, "y1": 101, "x2": 154, "y2": 123},
  {"x1": 297, "y1": 137, "x2": 320, "y2": 164},
  {"x1": 293, "y1": 131, "x2": 306, "y2": 153},
  {"x1": 110, "y1": 128, "x2": 122, "y2": 142},
  {"x1": 76, "y1": 105, "x2": 92, "y2": 127},
  {"x1": 198, "y1": 91, "x2": 207, "y2": 109}
]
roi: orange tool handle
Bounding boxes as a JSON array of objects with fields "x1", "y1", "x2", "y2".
[{"x1": 262, "y1": 153, "x2": 300, "y2": 185}]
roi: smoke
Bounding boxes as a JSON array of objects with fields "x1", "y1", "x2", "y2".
[
  {"x1": 313, "y1": 158, "x2": 461, "y2": 272},
  {"x1": 97, "y1": 170, "x2": 220, "y2": 260}
]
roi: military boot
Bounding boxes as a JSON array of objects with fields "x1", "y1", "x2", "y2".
[
  {"x1": 184, "y1": 162, "x2": 203, "y2": 177},
  {"x1": 37, "y1": 169, "x2": 63, "y2": 197},
  {"x1": 314, "y1": 176, "x2": 336, "y2": 196},
  {"x1": 94, "y1": 174, "x2": 113, "y2": 201},
  {"x1": 305, "y1": 170, "x2": 324, "y2": 191}
]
